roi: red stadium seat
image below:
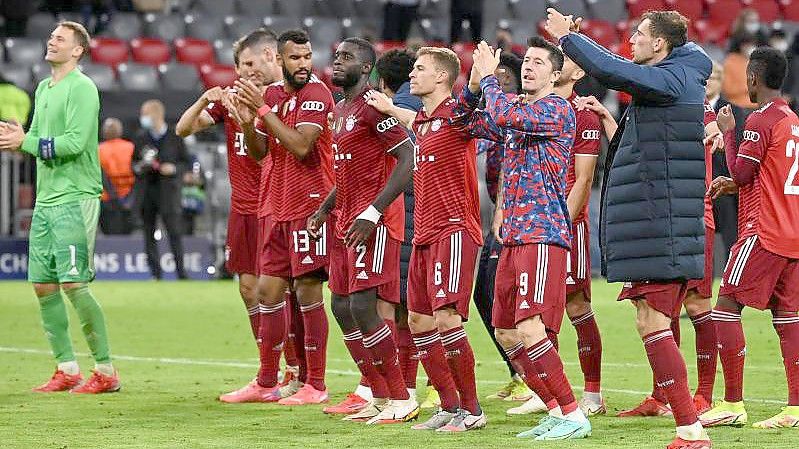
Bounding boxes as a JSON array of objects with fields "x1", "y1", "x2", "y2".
[
  {"x1": 374, "y1": 41, "x2": 406, "y2": 54},
  {"x1": 174, "y1": 38, "x2": 215, "y2": 66},
  {"x1": 130, "y1": 38, "x2": 171, "y2": 66},
  {"x1": 199, "y1": 63, "x2": 237, "y2": 88},
  {"x1": 580, "y1": 19, "x2": 619, "y2": 48},
  {"x1": 452, "y1": 42, "x2": 475, "y2": 74},
  {"x1": 665, "y1": 0, "x2": 704, "y2": 20},
  {"x1": 741, "y1": 0, "x2": 781, "y2": 22},
  {"x1": 781, "y1": 0, "x2": 799, "y2": 21},
  {"x1": 705, "y1": 0, "x2": 743, "y2": 29},
  {"x1": 626, "y1": 0, "x2": 667, "y2": 20},
  {"x1": 90, "y1": 37, "x2": 129, "y2": 68},
  {"x1": 693, "y1": 18, "x2": 729, "y2": 44}
]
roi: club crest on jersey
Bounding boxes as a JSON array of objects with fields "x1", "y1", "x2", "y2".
[
  {"x1": 345, "y1": 114, "x2": 357, "y2": 132},
  {"x1": 431, "y1": 119, "x2": 442, "y2": 132}
]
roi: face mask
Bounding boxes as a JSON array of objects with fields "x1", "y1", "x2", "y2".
[
  {"x1": 745, "y1": 22, "x2": 760, "y2": 34},
  {"x1": 772, "y1": 40, "x2": 789, "y2": 52},
  {"x1": 139, "y1": 115, "x2": 153, "y2": 130}
]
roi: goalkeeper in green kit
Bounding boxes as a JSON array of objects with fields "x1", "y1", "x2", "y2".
[{"x1": 0, "y1": 21, "x2": 119, "y2": 394}]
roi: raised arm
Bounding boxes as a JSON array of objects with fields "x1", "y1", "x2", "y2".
[
  {"x1": 365, "y1": 90, "x2": 417, "y2": 130},
  {"x1": 481, "y1": 75, "x2": 570, "y2": 137},
  {"x1": 176, "y1": 87, "x2": 224, "y2": 137}
]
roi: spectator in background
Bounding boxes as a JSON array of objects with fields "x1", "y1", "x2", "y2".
[
  {"x1": 722, "y1": 32, "x2": 758, "y2": 109},
  {"x1": 769, "y1": 29, "x2": 790, "y2": 53},
  {"x1": 494, "y1": 21, "x2": 526, "y2": 57},
  {"x1": 0, "y1": 74, "x2": 31, "y2": 125},
  {"x1": 132, "y1": 99, "x2": 189, "y2": 280},
  {"x1": 450, "y1": 0, "x2": 483, "y2": 44},
  {"x1": 0, "y1": 0, "x2": 33, "y2": 37},
  {"x1": 730, "y1": 8, "x2": 768, "y2": 45},
  {"x1": 382, "y1": 0, "x2": 419, "y2": 42},
  {"x1": 98, "y1": 117, "x2": 135, "y2": 235}
]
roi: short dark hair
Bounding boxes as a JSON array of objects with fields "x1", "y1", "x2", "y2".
[
  {"x1": 233, "y1": 28, "x2": 278, "y2": 66},
  {"x1": 641, "y1": 10, "x2": 688, "y2": 51},
  {"x1": 499, "y1": 51, "x2": 522, "y2": 91},
  {"x1": 58, "y1": 21, "x2": 91, "y2": 60},
  {"x1": 748, "y1": 46, "x2": 788, "y2": 89},
  {"x1": 342, "y1": 37, "x2": 377, "y2": 70},
  {"x1": 526, "y1": 36, "x2": 564, "y2": 71},
  {"x1": 375, "y1": 49, "x2": 415, "y2": 92},
  {"x1": 277, "y1": 29, "x2": 310, "y2": 53}
]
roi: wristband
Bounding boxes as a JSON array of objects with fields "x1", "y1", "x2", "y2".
[
  {"x1": 38, "y1": 137, "x2": 55, "y2": 160},
  {"x1": 257, "y1": 104, "x2": 271, "y2": 118},
  {"x1": 356, "y1": 205, "x2": 382, "y2": 224}
]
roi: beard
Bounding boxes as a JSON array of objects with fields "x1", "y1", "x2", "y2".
[
  {"x1": 283, "y1": 65, "x2": 310, "y2": 90},
  {"x1": 331, "y1": 69, "x2": 361, "y2": 88}
]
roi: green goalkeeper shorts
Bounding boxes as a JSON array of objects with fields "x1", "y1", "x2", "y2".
[{"x1": 28, "y1": 198, "x2": 100, "y2": 284}]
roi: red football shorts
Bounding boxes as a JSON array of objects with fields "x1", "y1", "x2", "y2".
[
  {"x1": 618, "y1": 281, "x2": 688, "y2": 318},
  {"x1": 407, "y1": 230, "x2": 480, "y2": 320},
  {"x1": 260, "y1": 215, "x2": 330, "y2": 279},
  {"x1": 493, "y1": 243, "x2": 568, "y2": 333},
  {"x1": 719, "y1": 235, "x2": 799, "y2": 311},
  {"x1": 685, "y1": 226, "x2": 714, "y2": 300},
  {"x1": 566, "y1": 220, "x2": 591, "y2": 300},
  {"x1": 328, "y1": 224, "x2": 401, "y2": 303},
  {"x1": 225, "y1": 211, "x2": 259, "y2": 275},
  {"x1": 257, "y1": 215, "x2": 274, "y2": 276}
]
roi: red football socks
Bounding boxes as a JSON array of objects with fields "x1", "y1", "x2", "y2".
[
  {"x1": 773, "y1": 312, "x2": 799, "y2": 405},
  {"x1": 442, "y1": 327, "x2": 480, "y2": 414},
  {"x1": 643, "y1": 329, "x2": 697, "y2": 426},
  {"x1": 397, "y1": 326, "x2": 418, "y2": 389},
  {"x1": 256, "y1": 301, "x2": 286, "y2": 388},
  {"x1": 504, "y1": 342, "x2": 557, "y2": 409},
  {"x1": 343, "y1": 328, "x2": 389, "y2": 398},
  {"x1": 690, "y1": 311, "x2": 717, "y2": 400},
  {"x1": 570, "y1": 311, "x2": 602, "y2": 393},
  {"x1": 527, "y1": 338, "x2": 577, "y2": 414},
  {"x1": 363, "y1": 324, "x2": 409, "y2": 400},
  {"x1": 413, "y1": 330, "x2": 459, "y2": 411},
  {"x1": 713, "y1": 307, "x2": 745, "y2": 403},
  {"x1": 300, "y1": 301, "x2": 328, "y2": 391}
]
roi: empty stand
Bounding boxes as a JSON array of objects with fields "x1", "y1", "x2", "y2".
[
  {"x1": 90, "y1": 37, "x2": 130, "y2": 68},
  {"x1": 4, "y1": 38, "x2": 44, "y2": 65},
  {"x1": 175, "y1": 38, "x2": 215, "y2": 66},
  {"x1": 131, "y1": 38, "x2": 172, "y2": 66},
  {"x1": 118, "y1": 62, "x2": 160, "y2": 91}
]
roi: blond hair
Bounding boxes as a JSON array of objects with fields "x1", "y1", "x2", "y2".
[{"x1": 416, "y1": 47, "x2": 461, "y2": 87}]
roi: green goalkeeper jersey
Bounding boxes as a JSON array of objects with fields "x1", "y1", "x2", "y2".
[{"x1": 20, "y1": 68, "x2": 101, "y2": 207}]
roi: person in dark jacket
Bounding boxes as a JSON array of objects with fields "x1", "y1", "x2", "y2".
[
  {"x1": 548, "y1": 9, "x2": 712, "y2": 448},
  {"x1": 132, "y1": 99, "x2": 190, "y2": 280}
]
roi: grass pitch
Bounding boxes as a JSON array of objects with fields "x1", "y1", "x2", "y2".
[{"x1": 0, "y1": 280, "x2": 795, "y2": 448}]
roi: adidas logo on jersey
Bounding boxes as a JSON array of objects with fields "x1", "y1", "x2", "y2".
[
  {"x1": 301, "y1": 255, "x2": 314, "y2": 265},
  {"x1": 357, "y1": 270, "x2": 369, "y2": 280},
  {"x1": 435, "y1": 289, "x2": 446, "y2": 299},
  {"x1": 519, "y1": 300, "x2": 530, "y2": 310},
  {"x1": 566, "y1": 276, "x2": 575, "y2": 285}
]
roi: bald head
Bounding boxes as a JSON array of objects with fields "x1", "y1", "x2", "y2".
[{"x1": 102, "y1": 117, "x2": 123, "y2": 140}]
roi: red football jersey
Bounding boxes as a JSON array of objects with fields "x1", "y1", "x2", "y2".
[
  {"x1": 256, "y1": 76, "x2": 335, "y2": 222},
  {"x1": 736, "y1": 98, "x2": 799, "y2": 258},
  {"x1": 565, "y1": 93, "x2": 601, "y2": 224},
  {"x1": 206, "y1": 98, "x2": 262, "y2": 215},
  {"x1": 331, "y1": 89, "x2": 411, "y2": 241},
  {"x1": 702, "y1": 101, "x2": 717, "y2": 230},
  {"x1": 257, "y1": 155, "x2": 273, "y2": 218},
  {"x1": 412, "y1": 97, "x2": 482, "y2": 246}
]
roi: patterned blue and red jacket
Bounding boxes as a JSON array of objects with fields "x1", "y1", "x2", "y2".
[{"x1": 453, "y1": 75, "x2": 575, "y2": 249}]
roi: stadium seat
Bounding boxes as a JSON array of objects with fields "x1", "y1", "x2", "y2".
[
  {"x1": 214, "y1": 39, "x2": 236, "y2": 65},
  {"x1": 31, "y1": 63, "x2": 50, "y2": 85},
  {"x1": 263, "y1": 15, "x2": 304, "y2": 34},
  {"x1": 4, "y1": 38, "x2": 44, "y2": 66},
  {"x1": 311, "y1": 0, "x2": 355, "y2": 17},
  {"x1": 374, "y1": 40, "x2": 407, "y2": 54},
  {"x1": 130, "y1": 38, "x2": 171, "y2": 66},
  {"x1": 452, "y1": 42, "x2": 475, "y2": 74},
  {"x1": 351, "y1": 0, "x2": 384, "y2": 19},
  {"x1": 25, "y1": 12, "x2": 58, "y2": 41},
  {"x1": 705, "y1": 0, "x2": 742, "y2": 28},
  {"x1": 741, "y1": 0, "x2": 781, "y2": 23},
  {"x1": 185, "y1": 14, "x2": 226, "y2": 42},
  {"x1": 585, "y1": 0, "x2": 627, "y2": 23},
  {"x1": 693, "y1": 18, "x2": 729, "y2": 44},
  {"x1": 626, "y1": 0, "x2": 667, "y2": 20},
  {"x1": 144, "y1": 13, "x2": 186, "y2": 42},
  {"x1": 781, "y1": 0, "x2": 799, "y2": 22},
  {"x1": 0, "y1": 64, "x2": 33, "y2": 91},
  {"x1": 238, "y1": 0, "x2": 277, "y2": 16},
  {"x1": 304, "y1": 17, "x2": 342, "y2": 51},
  {"x1": 665, "y1": 0, "x2": 704, "y2": 21},
  {"x1": 419, "y1": 0, "x2": 451, "y2": 18},
  {"x1": 118, "y1": 62, "x2": 160, "y2": 91},
  {"x1": 169, "y1": 0, "x2": 194, "y2": 13},
  {"x1": 159, "y1": 62, "x2": 201, "y2": 91},
  {"x1": 225, "y1": 15, "x2": 265, "y2": 41},
  {"x1": 80, "y1": 62, "x2": 117, "y2": 91},
  {"x1": 496, "y1": 18, "x2": 537, "y2": 44},
  {"x1": 90, "y1": 37, "x2": 130, "y2": 68},
  {"x1": 106, "y1": 13, "x2": 144, "y2": 41},
  {"x1": 192, "y1": 0, "x2": 237, "y2": 17},
  {"x1": 580, "y1": 19, "x2": 619, "y2": 48},
  {"x1": 199, "y1": 63, "x2": 238, "y2": 88},
  {"x1": 341, "y1": 17, "x2": 376, "y2": 40},
  {"x1": 274, "y1": 0, "x2": 311, "y2": 17},
  {"x1": 175, "y1": 38, "x2": 215, "y2": 66},
  {"x1": 419, "y1": 18, "x2": 450, "y2": 42},
  {"x1": 546, "y1": 0, "x2": 586, "y2": 21}
]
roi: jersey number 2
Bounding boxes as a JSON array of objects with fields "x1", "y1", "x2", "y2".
[{"x1": 785, "y1": 139, "x2": 799, "y2": 195}]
